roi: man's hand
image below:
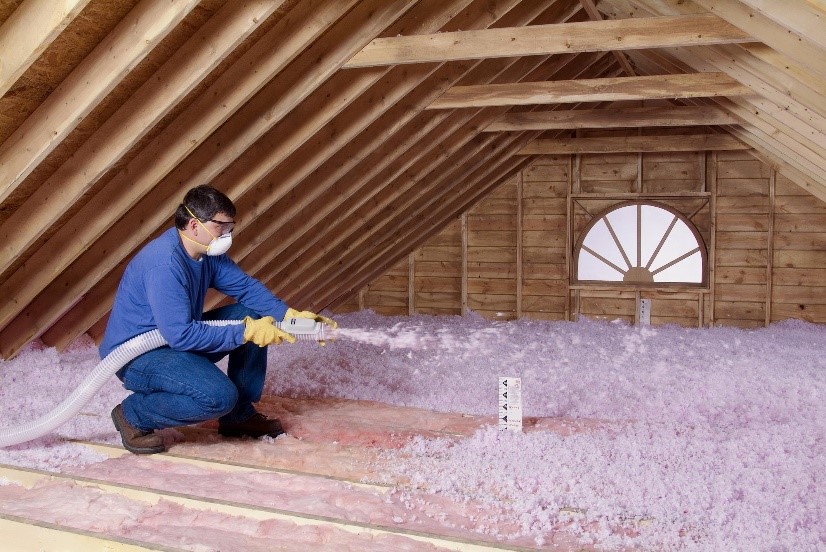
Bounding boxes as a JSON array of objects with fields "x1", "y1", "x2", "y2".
[
  {"x1": 243, "y1": 316, "x2": 296, "y2": 346},
  {"x1": 284, "y1": 307, "x2": 337, "y2": 329}
]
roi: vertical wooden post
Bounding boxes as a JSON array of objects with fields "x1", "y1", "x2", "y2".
[
  {"x1": 708, "y1": 151, "x2": 717, "y2": 327},
  {"x1": 516, "y1": 171, "x2": 523, "y2": 318},
  {"x1": 461, "y1": 212, "x2": 468, "y2": 315},
  {"x1": 765, "y1": 168, "x2": 776, "y2": 327},
  {"x1": 408, "y1": 252, "x2": 415, "y2": 316},
  {"x1": 358, "y1": 289, "x2": 365, "y2": 310},
  {"x1": 565, "y1": 155, "x2": 574, "y2": 321}
]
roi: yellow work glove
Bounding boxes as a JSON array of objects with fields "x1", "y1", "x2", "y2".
[
  {"x1": 243, "y1": 316, "x2": 296, "y2": 346},
  {"x1": 284, "y1": 307, "x2": 338, "y2": 329}
]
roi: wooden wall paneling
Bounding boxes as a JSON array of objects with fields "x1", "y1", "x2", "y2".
[
  {"x1": 0, "y1": 0, "x2": 92, "y2": 97},
  {"x1": 630, "y1": 28, "x2": 826, "y2": 199},
  {"x1": 301, "y1": 50, "x2": 613, "y2": 309},
  {"x1": 0, "y1": 0, "x2": 199, "y2": 205},
  {"x1": 0, "y1": 0, "x2": 414, "y2": 357},
  {"x1": 0, "y1": 0, "x2": 282, "y2": 278},
  {"x1": 224, "y1": 0, "x2": 552, "y2": 302},
  {"x1": 770, "y1": 171, "x2": 826, "y2": 324}
]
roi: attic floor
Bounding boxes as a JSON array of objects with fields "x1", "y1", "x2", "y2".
[{"x1": 0, "y1": 396, "x2": 612, "y2": 552}]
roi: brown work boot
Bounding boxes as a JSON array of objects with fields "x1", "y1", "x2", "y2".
[
  {"x1": 218, "y1": 412, "x2": 284, "y2": 438},
  {"x1": 111, "y1": 404, "x2": 166, "y2": 454}
]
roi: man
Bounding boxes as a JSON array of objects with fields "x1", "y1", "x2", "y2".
[{"x1": 100, "y1": 184, "x2": 335, "y2": 454}]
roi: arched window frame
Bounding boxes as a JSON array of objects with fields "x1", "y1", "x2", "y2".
[{"x1": 573, "y1": 200, "x2": 709, "y2": 287}]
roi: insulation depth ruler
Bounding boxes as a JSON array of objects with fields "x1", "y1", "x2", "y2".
[{"x1": 498, "y1": 377, "x2": 522, "y2": 431}]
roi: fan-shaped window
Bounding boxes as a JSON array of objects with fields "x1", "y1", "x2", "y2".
[{"x1": 575, "y1": 202, "x2": 706, "y2": 285}]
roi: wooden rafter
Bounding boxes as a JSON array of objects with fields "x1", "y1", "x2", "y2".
[
  {"x1": 343, "y1": 13, "x2": 752, "y2": 67},
  {"x1": 0, "y1": 0, "x2": 92, "y2": 97},
  {"x1": 516, "y1": 134, "x2": 750, "y2": 154},
  {"x1": 691, "y1": 0, "x2": 826, "y2": 80},
  {"x1": 42, "y1": 0, "x2": 547, "y2": 351},
  {"x1": 0, "y1": 0, "x2": 284, "y2": 277},
  {"x1": 484, "y1": 105, "x2": 740, "y2": 131},
  {"x1": 578, "y1": 0, "x2": 635, "y2": 76},
  {"x1": 427, "y1": 73, "x2": 751, "y2": 109},
  {"x1": 0, "y1": 0, "x2": 419, "y2": 358},
  {"x1": 0, "y1": 0, "x2": 200, "y2": 205}
]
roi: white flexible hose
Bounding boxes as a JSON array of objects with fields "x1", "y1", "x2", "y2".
[{"x1": 0, "y1": 318, "x2": 325, "y2": 448}]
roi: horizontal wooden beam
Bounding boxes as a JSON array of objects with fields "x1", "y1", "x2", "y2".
[
  {"x1": 484, "y1": 105, "x2": 740, "y2": 131},
  {"x1": 427, "y1": 72, "x2": 751, "y2": 109},
  {"x1": 516, "y1": 133, "x2": 749, "y2": 154},
  {"x1": 343, "y1": 14, "x2": 752, "y2": 67}
]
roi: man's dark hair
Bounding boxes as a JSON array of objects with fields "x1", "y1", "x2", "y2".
[{"x1": 175, "y1": 185, "x2": 236, "y2": 230}]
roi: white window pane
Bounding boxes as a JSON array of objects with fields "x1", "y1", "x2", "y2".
[
  {"x1": 640, "y1": 205, "x2": 677, "y2": 268},
  {"x1": 578, "y1": 248, "x2": 624, "y2": 281},
  {"x1": 582, "y1": 218, "x2": 629, "y2": 271},
  {"x1": 654, "y1": 250, "x2": 703, "y2": 283},
  {"x1": 605, "y1": 205, "x2": 637, "y2": 267},
  {"x1": 649, "y1": 220, "x2": 698, "y2": 272}
]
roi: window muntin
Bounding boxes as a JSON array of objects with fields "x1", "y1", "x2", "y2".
[{"x1": 575, "y1": 202, "x2": 706, "y2": 285}]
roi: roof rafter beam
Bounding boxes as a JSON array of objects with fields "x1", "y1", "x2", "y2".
[
  {"x1": 691, "y1": 0, "x2": 826, "y2": 80},
  {"x1": 0, "y1": 0, "x2": 200, "y2": 205},
  {"x1": 0, "y1": 0, "x2": 415, "y2": 357},
  {"x1": 0, "y1": 0, "x2": 284, "y2": 277},
  {"x1": 578, "y1": 0, "x2": 635, "y2": 75},
  {"x1": 0, "y1": 0, "x2": 92, "y2": 97},
  {"x1": 427, "y1": 72, "x2": 751, "y2": 109},
  {"x1": 484, "y1": 105, "x2": 740, "y2": 131},
  {"x1": 343, "y1": 13, "x2": 752, "y2": 68}
]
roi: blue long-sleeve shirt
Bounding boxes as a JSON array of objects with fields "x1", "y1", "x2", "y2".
[{"x1": 99, "y1": 228, "x2": 288, "y2": 358}]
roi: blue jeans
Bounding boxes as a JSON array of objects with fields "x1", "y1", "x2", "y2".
[{"x1": 116, "y1": 304, "x2": 267, "y2": 432}]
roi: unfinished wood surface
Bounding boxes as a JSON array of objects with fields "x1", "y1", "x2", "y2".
[
  {"x1": 344, "y1": 14, "x2": 752, "y2": 67},
  {"x1": 517, "y1": 134, "x2": 749, "y2": 154},
  {"x1": 0, "y1": 0, "x2": 417, "y2": 357},
  {"x1": 0, "y1": 0, "x2": 199, "y2": 205},
  {"x1": 691, "y1": 0, "x2": 826, "y2": 81},
  {"x1": 427, "y1": 73, "x2": 751, "y2": 109},
  {"x1": 0, "y1": 0, "x2": 281, "y2": 277},
  {"x1": 1, "y1": 0, "x2": 826, "y2": 356},
  {"x1": 485, "y1": 105, "x2": 739, "y2": 131},
  {"x1": 0, "y1": 0, "x2": 92, "y2": 97}
]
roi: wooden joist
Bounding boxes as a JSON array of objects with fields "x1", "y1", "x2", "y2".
[
  {"x1": 343, "y1": 14, "x2": 752, "y2": 67},
  {"x1": 484, "y1": 105, "x2": 740, "y2": 131},
  {"x1": 516, "y1": 134, "x2": 750, "y2": 155},
  {"x1": 427, "y1": 73, "x2": 751, "y2": 109}
]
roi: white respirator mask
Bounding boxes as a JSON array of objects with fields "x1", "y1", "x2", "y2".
[{"x1": 182, "y1": 205, "x2": 233, "y2": 256}]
